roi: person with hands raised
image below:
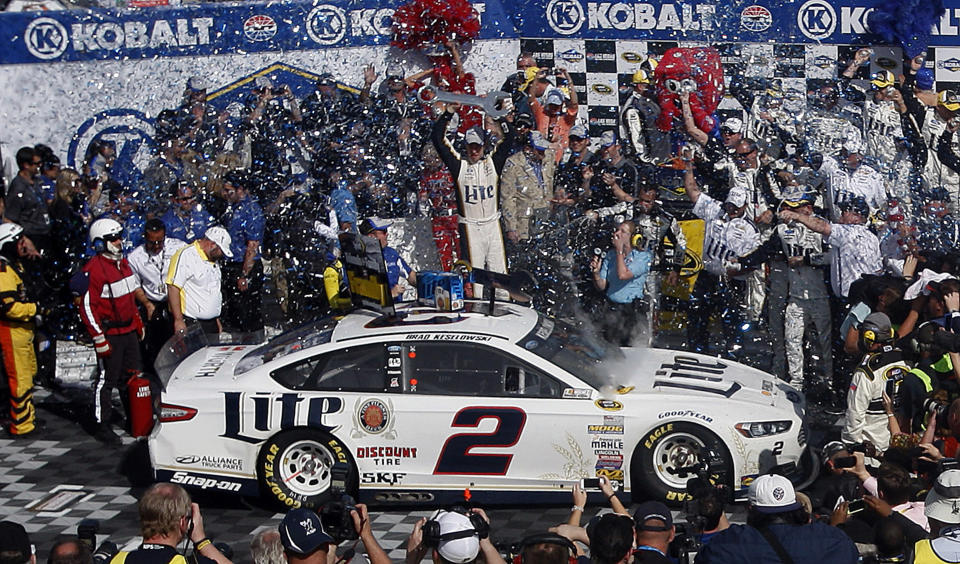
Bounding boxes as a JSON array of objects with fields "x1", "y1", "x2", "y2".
[
  {"x1": 346, "y1": 503, "x2": 391, "y2": 564},
  {"x1": 405, "y1": 507, "x2": 505, "y2": 564},
  {"x1": 590, "y1": 220, "x2": 652, "y2": 347}
]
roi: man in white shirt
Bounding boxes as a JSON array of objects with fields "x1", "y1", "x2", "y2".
[
  {"x1": 129, "y1": 218, "x2": 187, "y2": 370},
  {"x1": 820, "y1": 139, "x2": 886, "y2": 222},
  {"x1": 166, "y1": 226, "x2": 232, "y2": 335}
]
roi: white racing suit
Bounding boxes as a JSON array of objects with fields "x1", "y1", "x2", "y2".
[
  {"x1": 802, "y1": 106, "x2": 863, "y2": 158},
  {"x1": 841, "y1": 347, "x2": 909, "y2": 451},
  {"x1": 820, "y1": 156, "x2": 887, "y2": 222},
  {"x1": 923, "y1": 110, "x2": 960, "y2": 211},
  {"x1": 432, "y1": 111, "x2": 513, "y2": 298}
]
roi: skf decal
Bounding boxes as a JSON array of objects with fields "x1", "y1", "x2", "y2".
[{"x1": 361, "y1": 472, "x2": 406, "y2": 485}]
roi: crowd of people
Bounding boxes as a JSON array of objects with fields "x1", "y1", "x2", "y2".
[{"x1": 5, "y1": 38, "x2": 960, "y2": 562}]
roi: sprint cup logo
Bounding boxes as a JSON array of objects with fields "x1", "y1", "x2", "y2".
[
  {"x1": 244, "y1": 15, "x2": 277, "y2": 42},
  {"x1": 546, "y1": 0, "x2": 584, "y2": 35},
  {"x1": 306, "y1": 4, "x2": 347, "y2": 45},
  {"x1": 740, "y1": 5, "x2": 772, "y2": 32},
  {"x1": 24, "y1": 17, "x2": 68, "y2": 60},
  {"x1": 797, "y1": 0, "x2": 836, "y2": 40}
]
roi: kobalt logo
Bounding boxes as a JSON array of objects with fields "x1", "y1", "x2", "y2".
[
  {"x1": 24, "y1": 17, "x2": 67, "y2": 60},
  {"x1": 244, "y1": 15, "x2": 277, "y2": 42},
  {"x1": 797, "y1": 0, "x2": 836, "y2": 40},
  {"x1": 71, "y1": 18, "x2": 213, "y2": 52},
  {"x1": 307, "y1": 4, "x2": 347, "y2": 45},
  {"x1": 546, "y1": 0, "x2": 585, "y2": 35},
  {"x1": 740, "y1": 5, "x2": 772, "y2": 32},
  {"x1": 939, "y1": 58, "x2": 960, "y2": 73}
]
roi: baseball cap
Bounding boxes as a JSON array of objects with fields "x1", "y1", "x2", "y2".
[
  {"x1": 529, "y1": 131, "x2": 550, "y2": 152},
  {"x1": 386, "y1": 64, "x2": 405, "y2": 80},
  {"x1": 316, "y1": 72, "x2": 335, "y2": 86},
  {"x1": 600, "y1": 130, "x2": 618, "y2": 148},
  {"x1": 940, "y1": 90, "x2": 960, "y2": 111},
  {"x1": 254, "y1": 76, "x2": 273, "y2": 90},
  {"x1": 434, "y1": 512, "x2": 481, "y2": 564},
  {"x1": 781, "y1": 190, "x2": 815, "y2": 208},
  {"x1": 569, "y1": 124, "x2": 588, "y2": 139},
  {"x1": 633, "y1": 501, "x2": 674, "y2": 531},
  {"x1": 545, "y1": 89, "x2": 565, "y2": 107},
  {"x1": 720, "y1": 117, "x2": 744, "y2": 134},
  {"x1": 359, "y1": 217, "x2": 392, "y2": 235},
  {"x1": 748, "y1": 474, "x2": 802, "y2": 514},
  {"x1": 839, "y1": 196, "x2": 869, "y2": 217},
  {"x1": 186, "y1": 76, "x2": 208, "y2": 92},
  {"x1": 520, "y1": 67, "x2": 542, "y2": 91},
  {"x1": 842, "y1": 138, "x2": 865, "y2": 154},
  {"x1": 464, "y1": 127, "x2": 485, "y2": 146},
  {"x1": 725, "y1": 187, "x2": 748, "y2": 208},
  {"x1": 632, "y1": 68, "x2": 653, "y2": 84},
  {"x1": 515, "y1": 112, "x2": 535, "y2": 129},
  {"x1": 924, "y1": 185, "x2": 951, "y2": 202},
  {"x1": 204, "y1": 226, "x2": 234, "y2": 259},
  {"x1": 917, "y1": 68, "x2": 935, "y2": 91},
  {"x1": 0, "y1": 521, "x2": 31, "y2": 564},
  {"x1": 926, "y1": 470, "x2": 960, "y2": 524},
  {"x1": 870, "y1": 70, "x2": 895, "y2": 89},
  {"x1": 279, "y1": 508, "x2": 335, "y2": 555},
  {"x1": 821, "y1": 440, "x2": 847, "y2": 460}
]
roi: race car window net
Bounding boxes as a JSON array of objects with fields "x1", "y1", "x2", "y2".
[
  {"x1": 270, "y1": 343, "x2": 388, "y2": 392},
  {"x1": 519, "y1": 316, "x2": 621, "y2": 391},
  {"x1": 234, "y1": 319, "x2": 337, "y2": 376},
  {"x1": 402, "y1": 341, "x2": 565, "y2": 398}
]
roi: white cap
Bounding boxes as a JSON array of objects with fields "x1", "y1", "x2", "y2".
[
  {"x1": 435, "y1": 512, "x2": 481, "y2": 564},
  {"x1": 254, "y1": 76, "x2": 273, "y2": 90},
  {"x1": 748, "y1": 474, "x2": 802, "y2": 514},
  {"x1": 721, "y1": 117, "x2": 744, "y2": 134},
  {"x1": 186, "y1": 76, "x2": 209, "y2": 91},
  {"x1": 204, "y1": 226, "x2": 234, "y2": 258},
  {"x1": 725, "y1": 187, "x2": 748, "y2": 208},
  {"x1": 926, "y1": 470, "x2": 960, "y2": 524},
  {"x1": 545, "y1": 88, "x2": 565, "y2": 106},
  {"x1": 842, "y1": 138, "x2": 865, "y2": 154},
  {"x1": 464, "y1": 127, "x2": 485, "y2": 146}
]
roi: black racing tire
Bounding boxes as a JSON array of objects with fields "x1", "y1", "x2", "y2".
[
  {"x1": 256, "y1": 428, "x2": 358, "y2": 510},
  {"x1": 630, "y1": 421, "x2": 732, "y2": 507}
]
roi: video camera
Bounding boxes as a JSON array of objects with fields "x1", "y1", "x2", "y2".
[
  {"x1": 668, "y1": 448, "x2": 732, "y2": 564},
  {"x1": 318, "y1": 463, "x2": 358, "y2": 543},
  {"x1": 77, "y1": 519, "x2": 118, "y2": 564}
]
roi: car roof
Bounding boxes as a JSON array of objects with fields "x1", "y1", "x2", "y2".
[{"x1": 330, "y1": 300, "x2": 541, "y2": 344}]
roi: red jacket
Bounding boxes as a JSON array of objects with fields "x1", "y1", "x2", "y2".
[{"x1": 79, "y1": 254, "x2": 142, "y2": 338}]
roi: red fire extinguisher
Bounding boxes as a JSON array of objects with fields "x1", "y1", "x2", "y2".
[{"x1": 127, "y1": 371, "x2": 155, "y2": 438}]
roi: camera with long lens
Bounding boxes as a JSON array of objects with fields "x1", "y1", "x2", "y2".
[
  {"x1": 669, "y1": 449, "x2": 731, "y2": 564},
  {"x1": 318, "y1": 463, "x2": 358, "y2": 543},
  {"x1": 924, "y1": 396, "x2": 950, "y2": 429},
  {"x1": 77, "y1": 520, "x2": 119, "y2": 564}
]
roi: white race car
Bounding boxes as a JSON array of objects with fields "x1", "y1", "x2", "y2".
[{"x1": 150, "y1": 301, "x2": 814, "y2": 509}]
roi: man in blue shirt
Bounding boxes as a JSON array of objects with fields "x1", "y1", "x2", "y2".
[
  {"x1": 220, "y1": 172, "x2": 265, "y2": 334},
  {"x1": 161, "y1": 181, "x2": 214, "y2": 243},
  {"x1": 360, "y1": 218, "x2": 416, "y2": 300},
  {"x1": 590, "y1": 220, "x2": 652, "y2": 346}
]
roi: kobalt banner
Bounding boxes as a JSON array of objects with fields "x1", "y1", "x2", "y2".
[
  {"x1": 0, "y1": 0, "x2": 516, "y2": 64},
  {"x1": 527, "y1": 0, "x2": 960, "y2": 44}
]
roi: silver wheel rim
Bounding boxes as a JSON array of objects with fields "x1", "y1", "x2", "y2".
[
  {"x1": 278, "y1": 439, "x2": 337, "y2": 496},
  {"x1": 651, "y1": 432, "x2": 707, "y2": 490}
]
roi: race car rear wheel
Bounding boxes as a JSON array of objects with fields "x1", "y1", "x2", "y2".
[
  {"x1": 256, "y1": 428, "x2": 358, "y2": 510},
  {"x1": 631, "y1": 422, "x2": 731, "y2": 506}
]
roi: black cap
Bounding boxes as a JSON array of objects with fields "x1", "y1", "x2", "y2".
[
  {"x1": 0, "y1": 521, "x2": 31, "y2": 563},
  {"x1": 633, "y1": 501, "x2": 673, "y2": 531},
  {"x1": 838, "y1": 196, "x2": 869, "y2": 217}
]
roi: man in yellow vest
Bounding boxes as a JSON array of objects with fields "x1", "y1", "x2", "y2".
[
  {"x1": 110, "y1": 483, "x2": 231, "y2": 564},
  {"x1": 913, "y1": 470, "x2": 960, "y2": 563}
]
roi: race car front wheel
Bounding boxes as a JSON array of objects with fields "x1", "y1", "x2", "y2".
[
  {"x1": 256, "y1": 428, "x2": 358, "y2": 510},
  {"x1": 631, "y1": 422, "x2": 731, "y2": 506}
]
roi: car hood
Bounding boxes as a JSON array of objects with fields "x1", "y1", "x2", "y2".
[
  {"x1": 165, "y1": 344, "x2": 257, "y2": 391},
  {"x1": 603, "y1": 348, "x2": 804, "y2": 415}
]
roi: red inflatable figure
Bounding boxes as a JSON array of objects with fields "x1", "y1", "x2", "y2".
[{"x1": 653, "y1": 47, "x2": 725, "y2": 134}]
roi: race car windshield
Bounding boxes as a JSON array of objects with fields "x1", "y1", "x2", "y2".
[
  {"x1": 521, "y1": 316, "x2": 622, "y2": 389},
  {"x1": 235, "y1": 319, "x2": 337, "y2": 375}
]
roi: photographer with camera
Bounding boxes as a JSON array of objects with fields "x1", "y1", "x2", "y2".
[
  {"x1": 589, "y1": 219, "x2": 653, "y2": 346},
  {"x1": 49, "y1": 536, "x2": 93, "y2": 564},
  {"x1": 279, "y1": 504, "x2": 389, "y2": 564},
  {"x1": 109, "y1": 483, "x2": 231, "y2": 564},
  {"x1": 831, "y1": 453, "x2": 928, "y2": 537},
  {"x1": 405, "y1": 508, "x2": 505, "y2": 564},
  {"x1": 909, "y1": 469, "x2": 960, "y2": 562},
  {"x1": 695, "y1": 474, "x2": 858, "y2": 563}
]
